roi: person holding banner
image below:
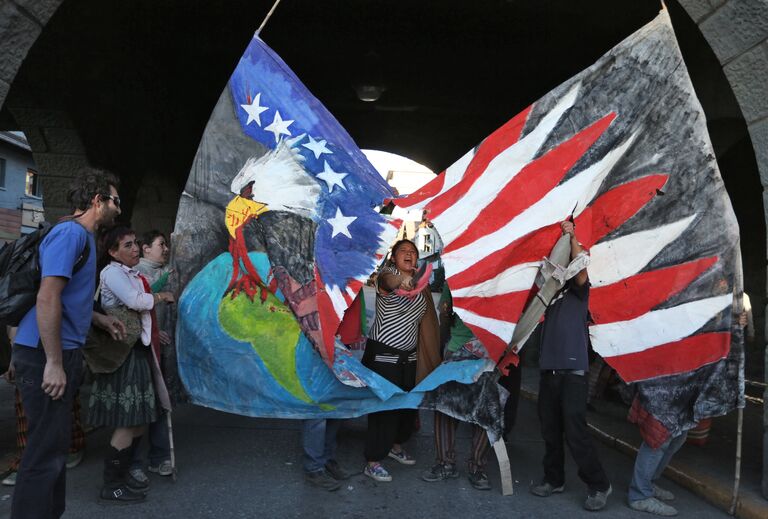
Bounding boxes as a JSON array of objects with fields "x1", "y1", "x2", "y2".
[
  {"x1": 530, "y1": 220, "x2": 612, "y2": 512},
  {"x1": 362, "y1": 239, "x2": 440, "y2": 482}
]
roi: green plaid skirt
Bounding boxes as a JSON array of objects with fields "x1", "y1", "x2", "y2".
[{"x1": 88, "y1": 345, "x2": 157, "y2": 427}]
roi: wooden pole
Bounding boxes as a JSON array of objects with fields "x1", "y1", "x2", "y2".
[
  {"x1": 256, "y1": 0, "x2": 285, "y2": 37},
  {"x1": 729, "y1": 407, "x2": 743, "y2": 515}
]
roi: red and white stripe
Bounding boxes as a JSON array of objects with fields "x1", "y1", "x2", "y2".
[{"x1": 395, "y1": 83, "x2": 731, "y2": 382}]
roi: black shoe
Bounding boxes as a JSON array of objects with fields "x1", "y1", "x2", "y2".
[
  {"x1": 468, "y1": 470, "x2": 491, "y2": 491},
  {"x1": 324, "y1": 460, "x2": 350, "y2": 481},
  {"x1": 100, "y1": 485, "x2": 147, "y2": 502},
  {"x1": 305, "y1": 470, "x2": 341, "y2": 492},
  {"x1": 102, "y1": 446, "x2": 147, "y2": 502},
  {"x1": 421, "y1": 463, "x2": 459, "y2": 482}
]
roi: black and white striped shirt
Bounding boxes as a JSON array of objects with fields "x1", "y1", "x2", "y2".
[{"x1": 368, "y1": 266, "x2": 427, "y2": 362}]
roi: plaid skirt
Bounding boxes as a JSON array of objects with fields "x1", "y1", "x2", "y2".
[{"x1": 88, "y1": 344, "x2": 157, "y2": 428}]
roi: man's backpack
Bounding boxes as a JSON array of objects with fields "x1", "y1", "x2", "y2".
[{"x1": 0, "y1": 221, "x2": 90, "y2": 327}]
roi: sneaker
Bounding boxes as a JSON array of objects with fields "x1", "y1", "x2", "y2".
[
  {"x1": 629, "y1": 497, "x2": 678, "y2": 516},
  {"x1": 467, "y1": 470, "x2": 492, "y2": 491},
  {"x1": 387, "y1": 448, "x2": 415, "y2": 465},
  {"x1": 584, "y1": 484, "x2": 612, "y2": 511},
  {"x1": 324, "y1": 460, "x2": 350, "y2": 481},
  {"x1": 653, "y1": 484, "x2": 675, "y2": 501},
  {"x1": 364, "y1": 462, "x2": 392, "y2": 482},
  {"x1": 129, "y1": 468, "x2": 149, "y2": 484},
  {"x1": 66, "y1": 450, "x2": 84, "y2": 469},
  {"x1": 530, "y1": 481, "x2": 564, "y2": 497},
  {"x1": 305, "y1": 470, "x2": 341, "y2": 492},
  {"x1": 2, "y1": 471, "x2": 16, "y2": 486},
  {"x1": 126, "y1": 469, "x2": 149, "y2": 492},
  {"x1": 148, "y1": 460, "x2": 173, "y2": 476},
  {"x1": 422, "y1": 463, "x2": 459, "y2": 482}
]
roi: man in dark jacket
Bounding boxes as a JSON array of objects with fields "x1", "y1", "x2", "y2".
[{"x1": 530, "y1": 220, "x2": 612, "y2": 512}]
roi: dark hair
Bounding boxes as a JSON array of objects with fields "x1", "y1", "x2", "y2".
[
  {"x1": 67, "y1": 168, "x2": 120, "y2": 212},
  {"x1": 140, "y1": 230, "x2": 166, "y2": 256},
  {"x1": 97, "y1": 225, "x2": 135, "y2": 271},
  {"x1": 388, "y1": 239, "x2": 418, "y2": 265}
]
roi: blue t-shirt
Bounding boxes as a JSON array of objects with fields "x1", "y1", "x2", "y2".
[
  {"x1": 539, "y1": 280, "x2": 590, "y2": 371},
  {"x1": 15, "y1": 221, "x2": 96, "y2": 350}
]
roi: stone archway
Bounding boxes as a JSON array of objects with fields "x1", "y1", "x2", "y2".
[
  {"x1": 0, "y1": 0, "x2": 78, "y2": 221},
  {"x1": 675, "y1": 0, "x2": 768, "y2": 498},
  {"x1": 677, "y1": 1, "x2": 768, "y2": 203},
  {"x1": 0, "y1": 1, "x2": 65, "y2": 114},
  {"x1": 6, "y1": 99, "x2": 90, "y2": 222}
]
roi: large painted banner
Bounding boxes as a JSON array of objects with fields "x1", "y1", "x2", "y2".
[
  {"x1": 172, "y1": 34, "x2": 499, "y2": 425},
  {"x1": 173, "y1": 10, "x2": 743, "y2": 439},
  {"x1": 392, "y1": 10, "x2": 743, "y2": 438}
]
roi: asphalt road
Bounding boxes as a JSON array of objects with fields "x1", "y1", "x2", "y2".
[{"x1": 0, "y1": 386, "x2": 730, "y2": 519}]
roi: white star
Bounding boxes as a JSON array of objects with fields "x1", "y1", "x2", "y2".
[
  {"x1": 316, "y1": 161, "x2": 348, "y2": 193},
  {"x1": 328, "y1": 207, "x2": 357, "y2": 239},
  {"x1": 240, "y1": 93, "x2": 268, "y2": 126},
  {"x1": 264, "y1": 110, "x2": 294, "y2": 143},
  {"x1": 303, "y1": 135, "x2": 332, "y2": 159}
]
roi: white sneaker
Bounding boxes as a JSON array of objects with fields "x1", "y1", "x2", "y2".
[
  {"x1": 364, "y1": 462, "x2": 392, "y2": 482},
  {"x1": 148, "y1": 460, "x2": 173, "y2": 476},
  {"x1": 2, "y1": 471, "x2": 17, "y2": 486},
  {"x1": 653, "y1": 484, "x2": 675, "y2": 501},
  {"x1": 629, "y1": 497, "x2": 679, "y2": 516},
  {"x1": 387, "y1": 448, "x2": 416, "y2": 465}
]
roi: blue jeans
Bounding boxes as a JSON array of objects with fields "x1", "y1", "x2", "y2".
[
  {"x1": 131, "y1": 413, "x2": 171, "y2": 469},
  {"x1": 302, "y1": 419, "x2": 340, "y2": 474},
  {"x1": 628, "y1": 432, "x2": 688, "y2": 502},
  {"x1": 12, "y1": 345, "x2": 83, "y2": 519}
]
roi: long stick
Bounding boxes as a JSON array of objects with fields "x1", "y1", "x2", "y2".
[
  {"x1": 491, "y1": 436, "x2": 513, "y2": 496},
  {"x1": 729, "y1": 285, "x2": 746, "y2": 515},
  {"x1": 728, "y1": 407, "x2": 743, "y2": 515},
  {"x1": 167, "y1": 410, "x2": 177, "y2": 482},
  {"x1": 256, "y1": 0, "x2": 284, "y2": 36}
]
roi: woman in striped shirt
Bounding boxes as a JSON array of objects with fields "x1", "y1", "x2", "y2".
[{"x1": 362, "y1": 239, "x2": 435, "y2": 482}]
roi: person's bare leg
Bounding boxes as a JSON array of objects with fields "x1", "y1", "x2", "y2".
[{"x1": 110, "y1": 426, "x2": 144, "y2": 449}]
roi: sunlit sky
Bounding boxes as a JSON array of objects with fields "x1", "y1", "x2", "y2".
[
  {"x1": 363, "y1": 149, "x2": 435, "y2": 221},
  {"x1": 363, "y1": 149, "x2": 434, "y2": 195}
]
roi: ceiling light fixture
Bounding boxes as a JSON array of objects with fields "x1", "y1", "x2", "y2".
[{"x1": 355, "y1": 84, "x2": 386, "y2": 102}]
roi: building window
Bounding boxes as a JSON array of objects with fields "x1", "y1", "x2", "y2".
[
  {"x1": 0, "y1": 158, "x2": 5, "y2": 188},
  {"x1": 25, "y1": 169, "x2": 42, "y2": 197}
]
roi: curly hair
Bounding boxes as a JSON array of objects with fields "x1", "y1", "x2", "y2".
[
  {"x1": 67, "y1": 167, "x2": 120, "y2": 212},
  {"x1": 97, "y1": 224, "x2": 135, "y2": 271}
]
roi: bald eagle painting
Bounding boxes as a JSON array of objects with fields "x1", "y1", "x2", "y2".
[{"x1": 172, "y1": 10, "x2": 743, "y2": 448}]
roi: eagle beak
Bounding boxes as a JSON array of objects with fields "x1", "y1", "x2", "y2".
[
  {"x1": 225, "y1": 196, "x2": 270, "y2": 238},
  {"x1": 242, "y1": 198, "x2": 269, "y2": 217}
]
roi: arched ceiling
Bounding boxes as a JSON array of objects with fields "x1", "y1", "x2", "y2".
[
  {"x1": 3, "y1": 0, "x2": 708, "y2": 179},
  {"x1": 0, "y1": 0, "x2": 757, "y2": 249}
]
